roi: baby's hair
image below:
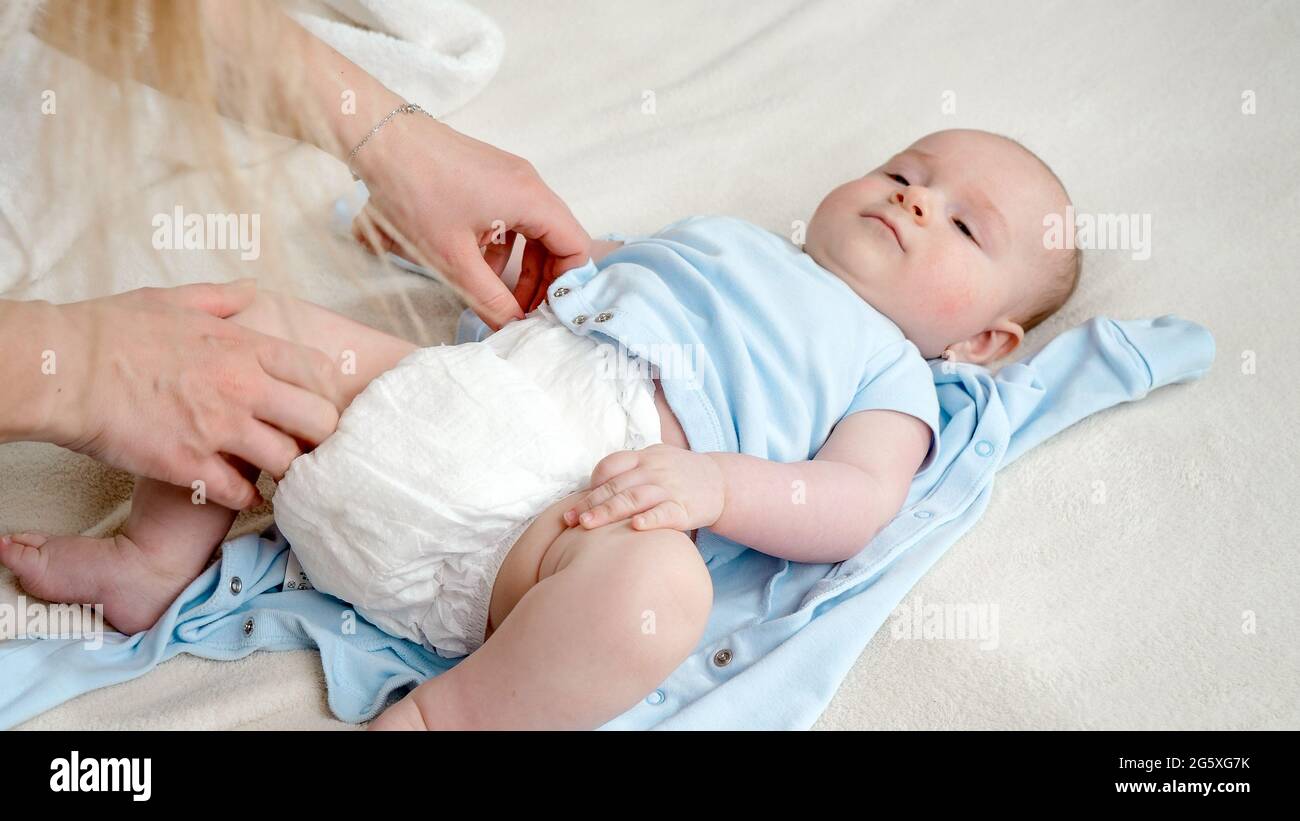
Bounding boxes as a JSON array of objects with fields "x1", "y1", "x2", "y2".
[
  {"x1": 1002, "y1": 136, "x2": 1082, "y2": 335},
  {"x1": 1019, "y1": 244, "x2": 1082, "y2": 335}
]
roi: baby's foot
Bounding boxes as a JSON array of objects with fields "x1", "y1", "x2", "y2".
[{"x1": 0, "y1": 532, "x2": 201, "y2": 635}]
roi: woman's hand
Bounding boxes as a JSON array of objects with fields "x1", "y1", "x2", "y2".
[
  {"x1": 563, "y1": 444, "x2": 726, "y2": 533},
  {"x1": 28, "y1": 281, "x2": 344, "y2": 509},
  {"x1": 350, "y1": 114, "x2": 591, "y2": 330}
]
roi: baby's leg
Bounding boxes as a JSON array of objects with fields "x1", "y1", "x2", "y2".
[
  {"x1": 1, "y1": 290, "x2": 419, "y2": 634},
  {"x1": 0, "y1": 473, "x2": 257, "y2": 635},
  {"x1": 226, "y1": 290, "x2": 419, "y2": 408},
  {"x1": 370, "y1": 507, "x2": 714, "y2": 730}
]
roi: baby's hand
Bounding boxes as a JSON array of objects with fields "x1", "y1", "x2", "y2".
[{"x1": 564, "y1": 444, "x2": 725, "y2": 533}]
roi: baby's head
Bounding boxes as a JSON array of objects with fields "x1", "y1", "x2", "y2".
[{"x1": 804, "y1": 129, "x2": 1080, "y2": 364}]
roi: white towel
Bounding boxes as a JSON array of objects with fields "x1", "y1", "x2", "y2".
[
  {"x1": 281, "y1": 0, "x2": 505, "y2": 116},
  {"x1": 0, "y1": 0, "x2": 504, "y2": 293}
]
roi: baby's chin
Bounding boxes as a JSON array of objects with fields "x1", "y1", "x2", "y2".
[
  {"x1": 804, "y1": 232, "x2": 869, "y2": 278},
  {"x1": 825, "y1": 246, "x2": 902, "y2": 294}
]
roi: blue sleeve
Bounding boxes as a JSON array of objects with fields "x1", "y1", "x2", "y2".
[
  {"x1": 842, "y1": 340, "x2": 942, "y2": 474},
  {"x1": 997, "y1": 314, "x2": 1215, "y2": 467}
]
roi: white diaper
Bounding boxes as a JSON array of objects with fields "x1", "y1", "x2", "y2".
[{"x1": 273, "y1": 302, "x2": 663, "y2": 658}]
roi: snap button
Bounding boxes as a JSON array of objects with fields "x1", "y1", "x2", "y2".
[
  {"x1": 552, "y1": 287, "x2": 569, "y2": 297},
  {"x1": 572, "y1": 314, "x2": 588, "y2": 325},
  {"x1": 594, "y1": 311, "x2": 613, "y2": 323},
  {"x1": 974, "y1": 440, "x2": 993, "y2": 457},
  {"x1": 242, "y1": 617, "x2": 255, "y2": 637},
  {"x1": 229, "y1": 576, "x2": 242, "y2": 595},
  {"x1": 913, "y1": 510, "x2": 933, "y2": 519},
  {"x1": 645, "y1": 689, "x2": 666, "y2": 705},
  {"x1": 712, "y1": 648, "x2": 733, "y2": 667}
]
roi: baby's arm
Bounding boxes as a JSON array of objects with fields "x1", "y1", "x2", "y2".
[
  {"x1": 706, "y1": 410, "x2": 931, "y2": 564},
  {"x1": 566, "y1": 410, "x2": 931, "y2": 565}
]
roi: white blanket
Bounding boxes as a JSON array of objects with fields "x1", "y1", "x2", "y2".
[
  {"x1": 281, "y1": 0, "x2": 503, "y2": 115},
  {"x1": 0, "y1": 0, "x2": 503, "y2": 293},
  {"x1": 3, "y1": 0, "x2": 1297, "y2": 729}
]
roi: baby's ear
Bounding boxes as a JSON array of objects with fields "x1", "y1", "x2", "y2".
[{"x1": 956, "y1": 321, "x2": 1023, "y2": 365}]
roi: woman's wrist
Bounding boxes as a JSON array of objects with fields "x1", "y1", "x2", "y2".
[
  {"x1": 198, "y1": 0, "x2": 409, "y2": 167},
  {"x1": 322, "y1": 80, "x2": 408, "y2": 167},
  {"x1": 0, "y1": 299, "x2": 74, "y2": 445},
  {"x1": 287, "y1": 13, "x2": 409, "y2": 167},
  {"x1": 343, "y1": 99, "x2": 448, "y2": 185}
]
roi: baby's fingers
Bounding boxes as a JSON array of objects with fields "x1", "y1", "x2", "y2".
[
  {"x1": 631, "y1": 501, "x2": 690, "y2": 531},
  {"x1": 588, "y1": 449, "x2": 641, "y2": 489},
  {"x1": 569, "y1": 484, "x2": 666, "y2": 529}
]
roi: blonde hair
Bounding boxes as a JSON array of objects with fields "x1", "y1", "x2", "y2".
[{"x1": 24, "y1": 0, "x2": 443, "y2": 340}]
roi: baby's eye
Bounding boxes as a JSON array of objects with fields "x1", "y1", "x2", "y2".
[
  {"x1": 954, "y1": 218, "x2": 978, "y2": 244},
  {"x1": 887, "y1": 173, "x2": 910, "y2": 186}
]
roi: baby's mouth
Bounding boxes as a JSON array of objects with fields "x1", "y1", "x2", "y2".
[{"x1": 861, "y1": 211, "x2": 904, "y2": 251}]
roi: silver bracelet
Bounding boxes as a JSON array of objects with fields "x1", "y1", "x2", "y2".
[{"x1": 347, "y1": 102, "x2": 434, "y2": 181}]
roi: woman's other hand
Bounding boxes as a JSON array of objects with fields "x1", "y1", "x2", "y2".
[{"x1": 27, "y1": 281, "x2": 344, "y2": 509}]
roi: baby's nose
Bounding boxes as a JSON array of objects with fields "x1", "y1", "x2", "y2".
[{"x1": 892, "y1": 190, "x2": 929, "y2": 224}]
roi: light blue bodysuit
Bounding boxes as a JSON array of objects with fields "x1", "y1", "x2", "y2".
[{"x1": 537, "y1": 215, "x2": 942, "y2": 472}]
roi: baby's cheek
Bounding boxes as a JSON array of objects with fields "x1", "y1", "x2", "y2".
[{"x1": 930, "y1": 276, "x2": 976, "y2": 319}]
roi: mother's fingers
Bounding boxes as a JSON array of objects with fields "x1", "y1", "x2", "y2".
[
  {"x1": 509, "y1": 186, "x2": 592, "y2": 274},
  {"x1": 444, "y1": 238, "x2": 525, "y2": 331},
  {"x1": 252, "y1": 378, "x2": 340, "y2": 447},
  {"x1": 482, "y1": 229, "x2": 517, "y2": 279},
  {"x1": 254, "y1": 335, "x2": 347, "y2": 410},
  {"x1": 223, "y1": 419, "x2": 302, "y2": 481},
  {"x1": 190, "y1": 454, "x2": 262, "y2": 510}
]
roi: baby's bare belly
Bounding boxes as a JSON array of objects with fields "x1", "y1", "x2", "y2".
[{"x1": 652, "y1": 378, "x2": 690, "y2": 450}]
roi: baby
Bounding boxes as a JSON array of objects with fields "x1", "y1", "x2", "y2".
[{"x1": 0, "y1": 128, "x2": 1080, "y2": 729}]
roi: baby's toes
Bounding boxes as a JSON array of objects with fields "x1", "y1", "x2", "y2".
[{"x1": 0, "y1": 533, "x2": 51, "y2": 584}]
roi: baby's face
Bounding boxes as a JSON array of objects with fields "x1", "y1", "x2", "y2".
[{"x1": 804, "y1": 129, "x2": 1065, "y2": 361}]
